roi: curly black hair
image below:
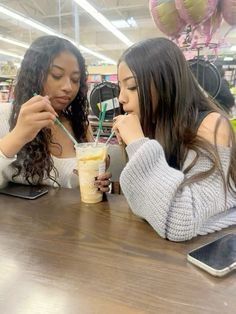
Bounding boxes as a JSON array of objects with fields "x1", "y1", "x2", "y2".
[{"x1": 10, "y1": 35, "x2": 89, "y2": 185}]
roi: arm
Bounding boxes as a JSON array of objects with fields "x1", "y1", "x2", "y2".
[
  {"x1": 0, "y1": 96, "x2": 57, "y2": 187},
  {"x1": 120, "y1": 138, "x2": 233, "y2": 241},
  {"x1": 114, "y1": 113, "x2": 235, "y2": 241},
  {"x1": 0, "y1": 95, "x2": 57, "y2": 158}
]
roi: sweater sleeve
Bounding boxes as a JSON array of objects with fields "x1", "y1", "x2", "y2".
[{"x1": 120, "y1": 138, "x2": 236, "y2": 241}]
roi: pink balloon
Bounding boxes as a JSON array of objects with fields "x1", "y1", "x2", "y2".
[
  {"x1": 199, "y1": 4, "x2": 222, "y2": 46},
  {"x1": 221, "y1": 0, "x2": 236, "y2": 25},
  {"x1": 149, "y1": 0, "x2": 186, "y2": 38},
  {"x1": 175, "y1": 0, "x2": 219, "y2": 26}
]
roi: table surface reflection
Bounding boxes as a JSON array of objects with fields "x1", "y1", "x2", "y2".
[{"x1": 0, "y1": 188, "x2": 235, "y2": 314}]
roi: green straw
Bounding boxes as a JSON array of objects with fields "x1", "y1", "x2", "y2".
[
  {"x1": 95, "y1": 102, "x2": 107, "y2": 145},
  {"x1": 33, "y1": 93, "x2": 78, "y2": 146}
]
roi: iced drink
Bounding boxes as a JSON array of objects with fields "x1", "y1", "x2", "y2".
[{"x1": 75, "y1": 142, "x2": 107, "y2": 203}]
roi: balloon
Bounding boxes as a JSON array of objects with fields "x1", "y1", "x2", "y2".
[
  {"x1": 221, "y1": 0, "x2": 236, "y2": 25},
  {"x1": 149, "y1": 0, "x2": 186, "y2": 38},
  {"x1": 175, "y1": 0, "x2": 219, "y2": 26},
  {"x1": 200, "y1": 4, "x2": 222, "y2": 46}
]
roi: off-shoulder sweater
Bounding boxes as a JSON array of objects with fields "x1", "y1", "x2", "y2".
[{"x1": 120, "y1": 138, "x2": 236, "y2": 241}]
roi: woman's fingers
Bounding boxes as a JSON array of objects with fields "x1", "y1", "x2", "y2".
[
  {"x1": 22, "y1": 100, "x2": 57, "y2": 116},
  {"x1": 112, "y1": 114, "x2": 144, "y2": 145},
  {"x1": 97, "y1": 172, "x2": 112, "y2": 181},
  {"x1": 21, "y1": 95, "x2": 57, "y2": 116},
  {"x1": 26, "y1": 111, "x2": 56, "y2": 122},
  {"x1": 95, "y1": 172, "x2": 112, "y2": 192}
]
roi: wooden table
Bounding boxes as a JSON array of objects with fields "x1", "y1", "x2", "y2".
[{"x1": 0, "y1": 188, "x2": 235, "y2": 314}]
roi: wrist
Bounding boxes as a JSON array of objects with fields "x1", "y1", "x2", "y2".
[
  {"x1": 126, "y1": 137, "x2": 149, "y2": 159},
  {"x1": 126, "y1": 135, "x2": 145, "y2": 145},
  {"x1": 0, "y1": 128, "x2": 26, "y2": 157}
]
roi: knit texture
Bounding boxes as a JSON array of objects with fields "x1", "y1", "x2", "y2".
[
  {"x1": 0, "y1": 104, "x2": 78, "y2": 188},
  {"x1": 120, "y1": 138, "x2": 236, "y2": 241}
]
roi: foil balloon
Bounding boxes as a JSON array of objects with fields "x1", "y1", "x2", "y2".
[
  {"x1": 221, "y1": 0, "x2": 236, "y2": 25},
  {"x1": 149, "y1": 0, "x2": 186, "y2": 38},
  {"x1": 201, "y1": 4, "x2": 222, "y2": 46},
  {"x1": 175, "y1": 0, "x2": 219, "y2": 26}
]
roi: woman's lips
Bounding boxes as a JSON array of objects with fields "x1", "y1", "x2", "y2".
[{"x1": 54, "y1": 97, "x2": 70, "y2": 105}]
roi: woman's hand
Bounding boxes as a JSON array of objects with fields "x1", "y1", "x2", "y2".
[
  {"x1": 112, "y1": 114, "x2": 145, "y2": 145},
  {"x1": 73, "y1": 169, "x2": 112, "y2": 193},
  {"x1": 0, "y1": 95, "x2": 58, "y2": 158},
  {"x1": 13, "y1": 95, "x2": 57, "y2": 145},
  {"x1": 94, "y1": 172, "x2": 112, "y2": 193}
]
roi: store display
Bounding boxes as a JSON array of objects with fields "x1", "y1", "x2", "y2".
[
  {"x1": 188, "y1": 59, "x2": 221, "y2": 98},
  {"x1": 89, "y1": 81, "x2": 120, "y2": 120}
]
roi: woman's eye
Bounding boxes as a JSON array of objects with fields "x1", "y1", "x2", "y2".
[
  {"x1": 51, "y1": 74, "x2": 62, "y2": 80},
  {"x1": 128, "y1": 86, "x2": 137, "y2": 91},
  {"x1": 71, "y1": 78, "x2": 80, "y2": 84}
]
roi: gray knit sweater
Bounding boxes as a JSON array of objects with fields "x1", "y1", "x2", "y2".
[{"x1": 120, "y1": 138, "x2": 236, "y2": 241}]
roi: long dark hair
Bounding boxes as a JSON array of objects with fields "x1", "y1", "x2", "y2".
[
  {"x1": 10, "y1": 35, "x2": 89, "y2": 185},
  {"x1": 119, "y1": 37, "x2": 236, "y2": 192}
]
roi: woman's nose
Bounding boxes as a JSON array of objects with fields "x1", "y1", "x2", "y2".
[
  {"x1": 62, "y1": 78, "x2": 73, "y2": 91},
  {"x1": 118, "y1": 89, "x2": 127, "y2": 104}
]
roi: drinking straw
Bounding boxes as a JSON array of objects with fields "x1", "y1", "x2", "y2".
[
  {"x1": 33, "y1": 93, "x2": 78, "y2": 146},
  {"x1": 94, "y1": 102, "x2": 107, "y2": 145},
  {"x1": 105, "y1": 129, "x2": 115, "y2": 145},
  {"x1": 105, "y1": 113, "x2": 128, "y2": 145}
]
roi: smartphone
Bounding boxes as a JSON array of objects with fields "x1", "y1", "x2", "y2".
[
  {"x1": 0, "y1": 182, "x2": 48, "y2": 200},
  {"x1": 187, "y1": 233, "x2": 236, "y2": 277}
]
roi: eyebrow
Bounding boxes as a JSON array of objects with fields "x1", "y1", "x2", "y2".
[
  {"x1": 121, "y1": 75, "x2": 135, "y2": 83},
  {"x1": 51, "y1": 64, "x2": 80, "y2": 75}
]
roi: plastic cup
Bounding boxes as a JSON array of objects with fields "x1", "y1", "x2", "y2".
[{"x1": 75, "y1": 142, "x2": 107, "y2": 203}]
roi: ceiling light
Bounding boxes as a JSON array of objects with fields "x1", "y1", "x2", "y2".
[
  {"x1": 111, "y1": 17, "x2": 138, "y2": 29},
  {"x1": 0, "y1": 6, "x2": 57, "y2": 35},
  {"x1": 0, "y1": 4, "x2": 116, "y2": 64},
  {"x1": 224, "y1": 56, "x2": 234, "y2": 61},
  {"x1": 111, "y1": 20, "x2": 130, "y2": 29},
  {"x1": 230, "y1": 45, "x2": 236, "y2": 51},
  {"x1": 0, "y1": 35, "x2": 29, "y2": 49},
  {"x1": 0, "y1": 49, "x2": 23, "y2": 60},
  {"x1": 73, "y1": 0, "x2": 133, "y2": 47},
  {"x1": 79, "y1": 45, "x2": 116, "y2": 64},
  {"x1": 127, "y1": 17, "x2": 137, "y2": 28}
]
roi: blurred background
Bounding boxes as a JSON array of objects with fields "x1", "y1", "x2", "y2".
[{"x1": 0, "y1": 0, "x2": 235, "y2": 119}]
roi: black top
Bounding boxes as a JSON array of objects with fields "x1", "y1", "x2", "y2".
[
  {"x1": 215, "y1": 79, "x2": 235, "y2": 114},
  {"x1": 168, "y1": 110, "x2": 213, "y2": 169}
]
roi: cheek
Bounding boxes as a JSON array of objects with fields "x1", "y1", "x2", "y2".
[
  {"x1": 72, "y1": 84, "x2": 80, "y2": 97},
  {"x1": 132, "y1": 94, "x2": 140, "y2": 114},
  {"x1": 43, "y1": 78, "x2": 55, "y2": 95}
]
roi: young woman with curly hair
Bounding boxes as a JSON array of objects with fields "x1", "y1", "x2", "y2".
[
  {"x1": 113, "y1": 37, "x2": 236, "y2": 241},
  {"x1": 0, "y1": 35, "x2": 111, "y2": 190}
]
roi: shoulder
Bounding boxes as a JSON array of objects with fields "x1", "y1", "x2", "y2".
[{"x1": 197, "y1": 112, "x2": 231, "y2": 146}]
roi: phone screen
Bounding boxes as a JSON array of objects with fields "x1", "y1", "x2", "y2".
[
  {"x1": 188, "y1": 233, "x2": 236, "y2": 270},
  {"x1": 0, "y1": 182, "x2": 48, "y2": 199}
]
